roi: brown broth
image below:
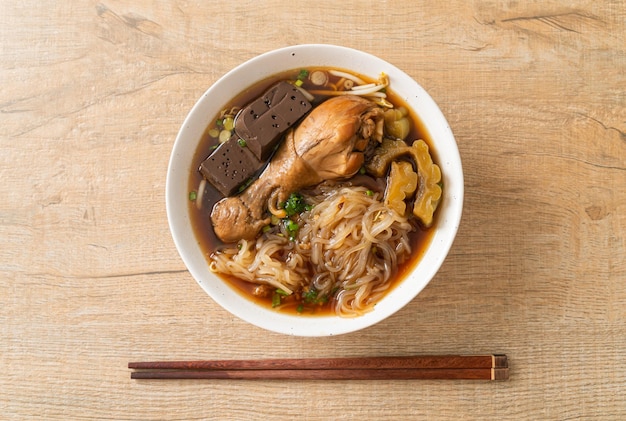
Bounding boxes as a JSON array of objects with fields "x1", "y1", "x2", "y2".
[{"x1": 188, "y1": 67, "x2": 440, "y2": 316}]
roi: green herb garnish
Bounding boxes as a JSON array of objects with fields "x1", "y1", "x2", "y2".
[
  {"x1": 283, "y1": 218, "x2": 299, "y2": 240},
  {"x1": 285, "y1": 219, "x2": 298, "y2": 232},
  {"x1": 282, "y1": 192, "x2": 308, "y2": 216},
  {"x1": 302, "y1": 287, "x2": 328, "y2": 305},
  {"x1": 302, "y1": 288, "x2": 318, "y2": 304},
  {"x1": 189, "y1": 191, "x2": 197, "y2": 201}
]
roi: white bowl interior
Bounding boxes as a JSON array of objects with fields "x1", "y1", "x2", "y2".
[{"x1": 166, "y1": 44, "x2": 463, "y2": 336}]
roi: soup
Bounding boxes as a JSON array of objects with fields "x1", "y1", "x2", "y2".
[{"x1": 188, "y1": 67, "x2": 442, "y2": 317}]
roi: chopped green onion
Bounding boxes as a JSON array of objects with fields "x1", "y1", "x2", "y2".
[
  {"x1": 219, "y1": 129, "x2": 231, "y2": 143},
  {"x1": 297, "y1": 69, "x2": 309, "y2": 79},
  {"x1": 237, "y1": 138, "x2": 247, "y2": 147},
  {"x1": 216, "y1": 118, "x2": 224, "y2": 127},
  {"x1": 366, "y1": 189, "x2": 374, "y2": 196},
  {"x1": 188, "y1": 191, "x2": 197, "y2": 201},
  {"x1": 302, "y1": 288, "x2": 318, "y2": 304},
  {"x1": 301, "y1": 287, "x2": 330, "y2": 305},
  {"x1": 284, "y1": 219, "x2": 299, "y2": 240},
  {"x1": 262, "y1": 225, "x2": 271, "y2": 233},
  {"x1": 208, "y1": 128, "x2": 220, "y2": 138},
  {"x1": 359, "y1": 166, "x2": 366, "y2": 175},
  {"x1": 296, "y1": 304, "x2": 304, "y2": 313},
  {"x1": 276, "y1": 289, "x2": 289, "y2": 296},
  {"x1": 223, "y1": 117, "x2": 234, "y2": 131},
  {"x1": 283, "y1": 192, "x2": 308, "y2": 216},
  {"x1": 294, "y1": 79, "x2": 304, "y2": 87},
  {"x1": 271, "y1": 293, "x2": 281, "y2": 308}
]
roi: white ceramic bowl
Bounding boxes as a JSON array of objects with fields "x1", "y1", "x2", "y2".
[{"x1": 166, "y1": 44, "x2": 463, "y2": 336}]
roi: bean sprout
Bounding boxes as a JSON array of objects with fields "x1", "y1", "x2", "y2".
[
  {"x1": 292, "y1": 84, "x2": 315, "y2": 102},
  {"x1": 350, "y1": 82, "x2": 377, "y2": 91},
  {"x1": 196, "y1": 179, "x2": 206, "y2": 210},
  {"x1": 328, "y1": 69, "x2": 367, "y2": 85}
]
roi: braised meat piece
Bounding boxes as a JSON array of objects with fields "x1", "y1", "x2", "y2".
[{"x1": 235, "y1": 81, "x2": 312, "y2": 161}]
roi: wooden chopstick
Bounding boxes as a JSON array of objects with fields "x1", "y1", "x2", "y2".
[
  {"x1": 130, "y1": 367, "x2": 508, "y2": 380},
  {"x1": 129, "y1": 354, "x2": 508, "y2": 381},
  {"x1": 129, "y1": 354, "x2": 507, "y2": 370}
]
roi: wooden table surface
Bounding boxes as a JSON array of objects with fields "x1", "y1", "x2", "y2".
[{"x1": 2, "y1": 1, "x2": 625, "y2": 419}]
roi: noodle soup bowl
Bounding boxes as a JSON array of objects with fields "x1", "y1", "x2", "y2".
[{"x1": 166, "y1": 44, "x2": 463, "y2": 336}]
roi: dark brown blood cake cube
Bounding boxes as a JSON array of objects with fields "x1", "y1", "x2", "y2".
[
  {"x1": 198, "y1": 134, "x2": 264, "y2": 197},
  {"x1": 234, "y1": 81, "x2": 311, "y2": 160}
]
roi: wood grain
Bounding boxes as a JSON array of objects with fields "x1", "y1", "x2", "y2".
[{"x1": 1, "y1": 0, "x2": 625, "y2": 419}]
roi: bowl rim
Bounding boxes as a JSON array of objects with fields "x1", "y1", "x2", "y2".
[{"x1": 166, "y1": 44, "x2": 464, "y2": 336}]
